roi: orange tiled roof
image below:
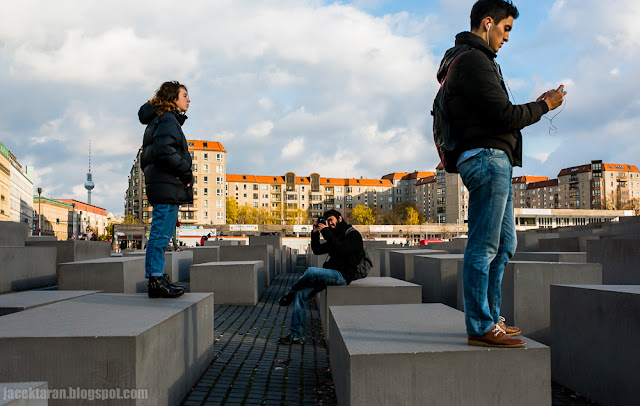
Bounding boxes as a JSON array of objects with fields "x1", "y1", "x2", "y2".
[
  {"x1": 403, "y1": 171, "x2": 436, "y2": 180},
  {"x1": 512, "y1": 176, "x2": 549, "y2": 184},
  {"x1": 602, "y1": 163, "x2": 639, "y2": 172},
  {"x1": 56, "y1": 199, "x2": 107, "y2": 215},
  {"x1": 381, "y1": 172, "x2": 409, "y2": 180},
  {"x1": 557, "y1": 164, "x2": 592, "y2": 177},
  {"x1": 187, "y1": 140, "x2": 226, "y2": 152},
  {"x1": 416, "y1": 175, "x2": 436, "y2": 186}
]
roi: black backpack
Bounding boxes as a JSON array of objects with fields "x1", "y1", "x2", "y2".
[
  {"x1": 345, "y1": 226, "x2": 372, "y2": 280},
  {"x1": 431, "y1": 45, "x2": 472, "y2": 173}
]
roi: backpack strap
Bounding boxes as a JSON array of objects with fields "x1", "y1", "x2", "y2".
[{"x1": 440, "y1": 48, "x2": 472, "y2": 89}]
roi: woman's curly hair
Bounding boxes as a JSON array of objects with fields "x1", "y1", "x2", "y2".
[{"x1": 149, "y1": 81, "x2": 188, "y2": 115}]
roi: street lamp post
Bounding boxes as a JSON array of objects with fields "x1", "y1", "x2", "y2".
[{"x1": 37, "y1": 187, "x2": 42, "y2": 236}]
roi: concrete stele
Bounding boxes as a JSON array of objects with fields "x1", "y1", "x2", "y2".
[
  {"x1": 0, "y1": 291, "x2": 101, "y2": 316},
  {"x1": 328, "y1": 303, "x2": 550, "y2": 406},
  {"x1": 57, "y1": 257, "x2": 147, "y2": 293},
  {"x1": 0, "y1": 293, "x2": 214, "y2": 406},
  {"x1": 316, "y1": 277, "x2": 422, "y2": 343},
  {"x1": 190, "y1": 261, "x2": 265, "y2": 306}
]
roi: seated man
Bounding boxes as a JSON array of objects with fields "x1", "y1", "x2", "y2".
[{"x1": 278, "y1": 209, "x2": 364, "y2": 345}]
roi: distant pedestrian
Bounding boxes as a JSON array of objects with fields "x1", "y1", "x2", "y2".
[{"x1": 139, "y1": 81, "x2": 193, "y2": 298}]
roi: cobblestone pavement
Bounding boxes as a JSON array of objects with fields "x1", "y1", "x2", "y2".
[{"x1": 181, "y1": 272, "x2": 598, "y2": 406}]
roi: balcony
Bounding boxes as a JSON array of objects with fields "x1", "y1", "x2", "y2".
[{"x1": 569, "y1": 175, "x2": 579, "y2": 183}]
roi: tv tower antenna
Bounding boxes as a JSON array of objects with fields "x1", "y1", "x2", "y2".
[{"x1": 84, "y1": 139, "x2": 95, "y2": 205}]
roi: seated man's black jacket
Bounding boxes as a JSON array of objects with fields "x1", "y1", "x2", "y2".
[{"x1": 310, "y1": 221, "x2": 363, "y2": 284}]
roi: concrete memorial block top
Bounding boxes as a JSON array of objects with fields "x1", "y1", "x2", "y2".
[
  {"x1": 329, "y1": 303, "x2": 549, "y2": 406},
  {"x1": 318, "y1": 277, "x2": 422, "y2": 342},
  {"x1": 0, "y1": 222, "x2": 28, "y2": 247},
  {"x1": 0, "y1": 290, "x2": 101, "y2": 316},
  {"x1": 0, "y1": 293, "x2": 212, "y2": 337},
  {"x1": 219, "y1": 245, "x2": 273, "y2": 285},
  {"x1": 0, "y1": 293, "x2": 214, "y2": 406},
  {"x1": 204, "y1": 240, "x2": 239, "y2": 246},
  {"x1": 538, "y1": 236, "x2": 597, "y2": 253},
  {"x1": 0, "y1": 382, "x2": 48, "y2": 406},
  {"x1": 388, "y1": 249, "x2": 448, "y2": 282},
  {"x1": 25, "y1": 240, "x2": 111, "y2": 264},
  {"x1": 57, "y1": 256, "x2": 146, "y2": 294},
  {"x1": 512, "y1": 252, "x2": 587, "y2": 263}
]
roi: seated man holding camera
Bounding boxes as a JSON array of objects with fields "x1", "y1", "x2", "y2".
[{"x1": 278, "y1": 209, "x2": 364, "y2": 345}]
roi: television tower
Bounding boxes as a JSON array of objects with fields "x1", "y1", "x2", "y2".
[{"x1": 84, "y1": 140, "x2": 95, "y2": 205}]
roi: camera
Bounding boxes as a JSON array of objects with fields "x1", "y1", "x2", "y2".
[{"x1": 317, "y1": 216, "x2": 327, "y2": 225}]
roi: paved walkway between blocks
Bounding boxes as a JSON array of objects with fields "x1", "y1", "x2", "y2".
[{"x1": 180, "y1": 272, "x2": 598, "y2": 406}]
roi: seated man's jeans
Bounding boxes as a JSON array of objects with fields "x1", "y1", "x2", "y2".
[
  {"x1": 289, "y1": 267, "x2": 346, "y2": 336},
  {"x1": 458, "y1": 148, "x2": 517, "y2": 336},
  {"x1": 145, "y1": 204, "x2": 180, "y2": 278}
]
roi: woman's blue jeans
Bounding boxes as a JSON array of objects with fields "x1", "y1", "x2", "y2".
[
  {"x1": 289, "y1": 267, "x2": 346, "y2": 336},
  {"x1": 458, "y1": 148, "x2": 517, "y2": 336},
  {"x1": 145, "y1": 204, "x2": 180, "y2": 278}
]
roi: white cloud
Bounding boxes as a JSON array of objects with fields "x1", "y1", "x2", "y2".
[
  {"x1": 246, "y1": 121, "x2": 275, "y2": 138},
  {"x1": 281, "y1": 137, "x2": 305, "y2": 158}
]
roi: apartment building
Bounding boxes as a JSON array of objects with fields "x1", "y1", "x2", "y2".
[
  {"x1": 557, "y1": 160, "x2": 640, "y2": 210},
  {"x1": 0, "y1": 141, "x2": 34, "y2": 227},
  {"x1": 226, "y1": 172, "x2": 394, "y2": 222},
  {"x1": 415, "y1": 175, "x2": 436, "y2": 220},
  {"x1": 381, "y1": 171, "x2": 435, "y2": 205},
  {"x1": 57, "y1": 199, "x2": 109, "y2": 237},
  {"x1": 525, "y1": 179, "x2": 560, "y2": 209},
  {"x1": 32, "y1": 197, "x2": 74, "y2": 240},
  {"x1": 125, "y1": 140, "x2": 227, "y2": 225},
  {"x1": 512, "y1": 176, "x2": 549, "y2": 208},
  {"x1": 0, "y1": 143, "x2": 10, "y2": 221}
]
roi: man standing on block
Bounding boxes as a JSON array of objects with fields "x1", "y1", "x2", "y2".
[
  {"x1": 278, "y1": 209, "x2": 364, "y2": 345},
  {"x1": 439, "y1": 0, "x2": 566, "y2": 347}
]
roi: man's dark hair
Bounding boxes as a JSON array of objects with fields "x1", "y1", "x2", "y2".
[
  {"x1": 470, "y1": 0, "x2": 519, "y2": 30},
  {"x1": 323, "y1": 209, "x2": 342, "y2": 220}
]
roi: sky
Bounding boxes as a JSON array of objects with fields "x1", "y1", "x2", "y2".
[{"x1": 1, "y1": 0, "x2": 639, "y2": 215}]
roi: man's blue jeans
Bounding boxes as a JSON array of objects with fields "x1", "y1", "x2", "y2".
[
  {"x1": 289, "y1": 267, "x2": 346, "y2": 336},
  {"x1": 458, "y1": 148, "x2": 517, "y2": 336},
  {"x1": 145, "y1": 204, "x2": 180, "y2": 278}
]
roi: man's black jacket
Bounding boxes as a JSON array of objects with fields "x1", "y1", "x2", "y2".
[
  {"x1": 440, "y1": 32, "x2": 549, "y2": 167},
  {"x1": 138, "y1": 102, "x2": 194, "y2": 205},
  {"x1": 311, "y1": 221, "x2": 363, "y2": 284}
]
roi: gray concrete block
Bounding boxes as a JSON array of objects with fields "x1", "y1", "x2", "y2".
[
  {"x1": 586, "y1": 238, "x2": 640, "y2": 284},
  {"x1": 388, "y1": 249, "x2": 448, "y2": 282},
  {"x1": 516, "y1": 231, "x2": 559, "y2": 252},
  {"x1": 25, "y1": 240, "x2": 111, "y2": 264},
  {"x1": 123, "y1": 250, "x2": 193, "y2": 282},
  {"x1": 429, "y1": 237, "x2": 467, "y2": 254},
  {"x1": 551, "y1": 285, "x2": 640, "y2": 406},
  {"x1": 371, "y1": 246, "x2": 401, "y2": 277},
  {"x1": 329, "y1": 304, "x2": 550, "y2": 406},
  {"x1": 219, "y1": 245, "x2": 273, "y2": 286},
  {"x1": 184, "y1": 246, "x2": 220, "y2": 265},
  {"x1": 0, "y1": 247, "x2": 57, "y2": 293},
  {"x1": 512, "y1": 252, "x2": 587, "y2": 263},
  {"x1": 413, "y1": 254, "x2": 464, "y2": 307},
  {"x1": 0, "y1": 222, "x2": 28, "y2": 247},
  {"x1": 308, "y1": 253, "x2": 328, "y2": 269},
  {"x1": 501, "y1": 261, "x2": 602, "y2": 345},
  {"x1": 0, "y1": 382, "x2": 48, "y2": 405},
  {"x1": 317, "y1": 277, "x2": 421, "y2": 343},
  {"x1": 190, "y1": 261, "x2": 264, "y2": 305},
  {"x1": 249, "y1": 236, "x2": 282, "y2": 275},
  {"x1": 0, "y1": 293, "x2": 214, "y2": 406},
  {"x1": 0, "y1": 291, "x2": 101, "y2": 316},
  {"x1": 204, "y1": 240, "x2": 239, "y2": 246},
  {"x1": 26, "y1": 236, "x2": 58, "y2": 242},
  {"x1": 538, "y1": 236, "x2": 598, "y2": 252},
  {"x1": 57, "y1": 257, "x2": 147, "y2": 293}
]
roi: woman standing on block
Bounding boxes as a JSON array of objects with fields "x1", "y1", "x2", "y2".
[{"x1": 138, "y1": 81, "x2": 193, "y2": 298}]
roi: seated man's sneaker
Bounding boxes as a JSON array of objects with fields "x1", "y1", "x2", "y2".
[
  {"x1": 278, "y1": 333, "x2": 305, "y2": 345},
  {"x1": 498, "y1": 316, "x2": 521, "y2": 336},
  {"x1": 468, "y1": 325, "x2": 525, "y2": 348},
  {"x1": 278, "y1": 289, "x2": 295, "y2": 306}
]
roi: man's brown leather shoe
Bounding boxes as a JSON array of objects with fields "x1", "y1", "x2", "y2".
[
  {"x1": 498, "y1": 316, "x2": 521, "y2": 336},
  {"x1": 468, "y1": 325, "x2": 525, "y2": 348}
]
